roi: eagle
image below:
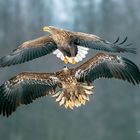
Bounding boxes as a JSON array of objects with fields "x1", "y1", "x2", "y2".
[
  {"x1": 0, "y1": 53, "x2": 139, "y2": 117},
  {"x1": 0, "y1": 26, "x2": 136, "y2": 67}
]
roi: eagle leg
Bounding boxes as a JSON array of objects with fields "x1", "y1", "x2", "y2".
[
  {"x1": 64, "y1": 56, "x2": 69, "y2": 64},
  {"x1": 72, "y1": 57, "x2": 76, "y2": 64}
]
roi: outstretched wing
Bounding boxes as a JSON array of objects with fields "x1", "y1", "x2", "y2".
[
  {"x1": 0, "y1": 72, "x2": 60, "y2": 117},
  {"x1": 74, "y1": 53, "x2": 140, "y2": 85},
  {"x1": 71, "y1": 32, "x2": 136, "y2": 54},
  {"x1": 0, "y1": 35, "x2": 57, "y2": 67}
]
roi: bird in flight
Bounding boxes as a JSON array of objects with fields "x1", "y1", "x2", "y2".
[
  {"x1": 0, "y1": 53, "x2": 139, "y2": 117},
  {"x1": 0, "y1": 26, "x2": 136, "y2": 66}
]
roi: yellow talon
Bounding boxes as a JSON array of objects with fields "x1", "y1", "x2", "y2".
[
  {"x1": 64, "y1": 56, "x2": 69, "y2": 64},
  {"x1": 72, "y1": 57, "x2": 76, "y2": 64}
]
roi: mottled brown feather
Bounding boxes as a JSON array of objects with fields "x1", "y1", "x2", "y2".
[
  {"x1": 0, "y1": 72, "x2": 59, "y2": 117},
  {"x1": 0, "y1": 35, "x2": 57, "y2": 67},
  {"x1": 70, "y1": 31, "x2": 136, "y2": 54},
  {"x1": 74, "y1": 53, "x2": 140, "y2": 84},
  {"x1": 20, "y1": 35, "x2": 55, "y2": 49}
]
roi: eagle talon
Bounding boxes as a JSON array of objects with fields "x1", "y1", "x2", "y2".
[
  {"x1": 64, "y1": 56, "x2": 69, "y2": 64},
  {"x1": 72, "y1": 57, "x2": 76, "y2": 64}
]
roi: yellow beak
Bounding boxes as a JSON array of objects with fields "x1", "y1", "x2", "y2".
[{"x1": 43, "y1": 26, "x2": 49, "y2": 32}]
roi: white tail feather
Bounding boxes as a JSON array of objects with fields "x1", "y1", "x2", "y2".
[{"x1": 53, "y1": 46, "x2": 89, "y2": 63}]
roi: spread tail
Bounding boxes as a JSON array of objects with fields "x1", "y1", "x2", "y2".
[{"x1": 51, "y1": 84, "x2": 95, "y2": 109}]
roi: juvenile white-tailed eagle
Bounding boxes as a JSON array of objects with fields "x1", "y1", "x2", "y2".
[
  {"x1": 0, "y1": 53, "x2": 139, "y2": 117},
  {"x1": 0, "y1": 26, "x2": 136, "y2": 66}
]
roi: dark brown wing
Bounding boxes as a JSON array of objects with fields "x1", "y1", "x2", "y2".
[
  {"x1": 71, "y1": 31, "x2": 136, "y2": 54},
  {"x1": 74, "y1": 53, "x2": 140, "y2": 85},
  {"x1": 0, "y1": 72, "x2": 60, "y2": 117},
  {"x1": 0, "y1": 35, "x2": 57, "y2": 67}
]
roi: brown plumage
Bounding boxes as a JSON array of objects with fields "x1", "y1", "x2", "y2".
[
  {"x1": 0, "y1": 26, "x2": 136, "y2": 67},
  {"x1": 0, "y1": 53, "x2": 139, "y2": 117}
]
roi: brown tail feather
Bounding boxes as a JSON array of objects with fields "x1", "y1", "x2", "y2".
[{"x1": 51, "y1": 84, "x2": 95, "y2": 109}]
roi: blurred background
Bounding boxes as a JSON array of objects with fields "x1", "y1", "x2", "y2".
[{"x1": 0, "y1": 0, "x2": 140, "y2": 140}]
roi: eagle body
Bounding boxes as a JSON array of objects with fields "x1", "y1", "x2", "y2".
[
  {"x1": 53, "y1": 67, "x2": 94, "y2": 108},
  {"x1": 51, "y1": 29, "x2": 78, "y2": 63},
  {"x1": 0, "y1": 52, "x2": 139, "y2": 117},
  {"x1": 0, "y1": 26, "x2": 136, "y2": 67}
]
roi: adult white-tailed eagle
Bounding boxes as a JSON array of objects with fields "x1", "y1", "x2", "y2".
[
  {"x1": 0, "y1": 53, "x2": 139, "y2": 117},
  {"x1": 0, "y1": 26, "x2": 136, "y2": 66}
]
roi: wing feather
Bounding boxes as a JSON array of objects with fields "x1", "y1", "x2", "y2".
[
  {"x1": 0, "y1": 72, "x2": 60, "y2": 117},
  {"x1": 71, "y1": 32, "x2": 136, "y2": 54},
  {"x1": 74, "y1": 53, "x2": 140, "y2": 84},
  {"x1": 0, "y1": 35, "x2": 57, "y2": 67}
]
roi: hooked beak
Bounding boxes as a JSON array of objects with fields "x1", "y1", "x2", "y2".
[{"x1": 43, "y1": 26, "x2": 49, "y2": 32}]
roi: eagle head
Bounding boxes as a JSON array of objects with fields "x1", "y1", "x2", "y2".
[
  {"x1": 43, "y1": 26, "x2": 60, "y2": 34},
  {"x1": 63, "y1": 66, "x2": 68, "y2": 72}
]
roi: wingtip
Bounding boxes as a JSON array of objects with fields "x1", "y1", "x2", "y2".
[
  {"x1": 0, "y1": 83, "x2": 15, "y2": 117},
  {"x1": 113, "y1": 37, "x2": 137, "y2": 54},
  {"x1": 118, "y1": 36, "x2": 128, "y2": 45},
  {"x1": 113, "y1": 36, "x2": 120, "y2": 44},
  {"x1": 125, "y1": 47, "x2": 137, "y2": 54},
  {"x1": 122, "y1": 57, "x2": 140, "y2": 85}
]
